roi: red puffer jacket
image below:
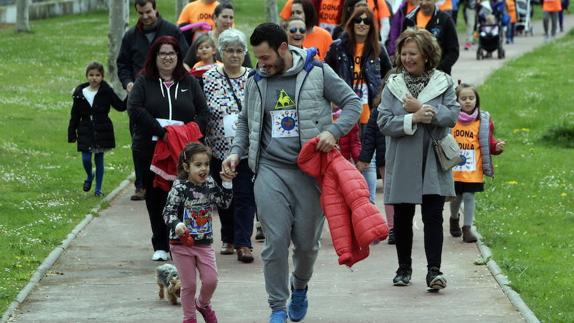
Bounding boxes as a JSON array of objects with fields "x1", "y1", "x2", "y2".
[{"x1": 298, "y1": 137, "x2": 388, "y2": 267}]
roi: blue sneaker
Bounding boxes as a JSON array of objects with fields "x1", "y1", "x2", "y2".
[
  {"x1": 269, "y1": 309, "x2": 287, "y2": 323},
  {"x1": 288, "y1": 286, "x2": 308, "y2": 322}
]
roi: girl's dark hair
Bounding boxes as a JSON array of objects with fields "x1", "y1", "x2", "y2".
[
  {"x1": 293, "y1": 0, "x2": 319, "y2": 29},
  {"x1": 344, "y1": 8, "x2": 381, "y2": 59},
  {"x1": 213, "y1": 3, "x2": 233, "y2": 18},
  {"x1": 141, "y1": 36, "x2": 187, "y2": 81},
  {"x1": 85, "y1": 61, "x2": 105, "y2": 77},
  {"x1": 456, "y1": 83, "x2": 481, "y2": 110},
  {"x1": 177, "y1": 142, "x2": 212, "y2": 179}
]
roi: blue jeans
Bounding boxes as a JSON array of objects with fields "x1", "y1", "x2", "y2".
[
  {"x1": 81, "y1": 151, "x2": 104, "y2": 193},
  {"x1": 362, "y1": 159, "x2": 377, "y2": 204}
]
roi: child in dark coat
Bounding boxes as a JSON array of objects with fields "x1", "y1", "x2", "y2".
[{"x1": 68, "y1": 62, "x2": 126, "y2": 196}]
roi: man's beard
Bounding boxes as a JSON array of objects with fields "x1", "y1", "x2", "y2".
[{"x1": 260, "y1": 55, "x2": 285, "y2": 77}]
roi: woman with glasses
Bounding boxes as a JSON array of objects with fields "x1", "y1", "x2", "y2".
[
  {"x1": 325, "y1": 7, "x2": 392, "y2": 206},
  {"x1": 128, "y1": 36, "x2": 209, "y2": 261},
  {"x1": 201, "y1": 29, "x2": 257, "y2": 263},
  {"x1": 285, "y1": 16, "x2": 308, "y2": 48}
]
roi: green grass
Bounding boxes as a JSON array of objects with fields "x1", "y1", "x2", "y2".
[
  {"x1": 0, "y1": 0, "x2": 266, "y2": 314},
  {"x1": 476, "y1": 30, "x2": 574, "y2": 322}
]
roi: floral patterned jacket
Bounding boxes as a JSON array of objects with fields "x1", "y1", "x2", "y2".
[{"x1": 163, "y1": 177, "x2": 232, "y2": 245}]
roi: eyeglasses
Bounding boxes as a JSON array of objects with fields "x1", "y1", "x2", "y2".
[
  {"x1": 223, "y1": 48, "x2": 245, "y2": 55},
  {"x1": 352, "y1": 16, "x2": 372, "y2": 25},
  {"x1": 158, "y1": 51, "x2": 177, "y2": 58},
  {"x1": 289, "y1": 27, "x2": 307, "y2": 34}
]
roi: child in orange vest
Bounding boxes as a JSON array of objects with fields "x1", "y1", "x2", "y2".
[
  {"x1": 543, "y1": 0, "x2": 563, "y2": 40},
  {"x1": 449, "y1": 84, "x2": 505, "y2": 242}
]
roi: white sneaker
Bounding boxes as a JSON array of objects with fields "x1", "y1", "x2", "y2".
[{"x1": 152, "y1": 250, "x2": 169, "y2": 261}]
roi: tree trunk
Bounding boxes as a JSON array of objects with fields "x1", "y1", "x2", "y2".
[
  {"x1": 107, "y1": 0, "x2": 129, "y2": 95},
  {"x1": 265, "y1": 0, "x2": 279, "y2": 24},
  {"x1": 175, "y1": 0, "x2": 187, "y2": 20},
  {"x1": 16, "y1": 0, "x2": 31, "y2": 32}
]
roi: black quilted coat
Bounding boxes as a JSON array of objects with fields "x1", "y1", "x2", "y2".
[{"x1": 67, "y1": 81, "x2": 126, "y2": 152}]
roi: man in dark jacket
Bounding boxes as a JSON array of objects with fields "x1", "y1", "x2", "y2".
[
  {"x1": 403, "y1": 0, "x2": 459, "y2": 75},
  {"x1": 116, "y1": 0, "x2": 189, "y2": 200}
]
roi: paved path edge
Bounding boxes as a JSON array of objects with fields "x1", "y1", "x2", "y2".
[
  {"x1": 475, "y1": 227, "x2": 541, "y2": 323},
  {"x1": 0, "y1": 175, "x2": 134, "y2": 323}
]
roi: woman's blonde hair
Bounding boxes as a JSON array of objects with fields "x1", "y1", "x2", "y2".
[{"x1": 394, "y1": 27, "x2": 442, "y2": 72}]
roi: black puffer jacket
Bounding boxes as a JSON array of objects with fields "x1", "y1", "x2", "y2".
[{"x1": 68, "y1": 82, "x2": 126, "y2": 152}]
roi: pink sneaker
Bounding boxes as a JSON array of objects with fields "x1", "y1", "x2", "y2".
[
  {"x1": 196, "y1": 300, "x2": 218, "y2": 323},
  {"x1": 464, "y1": 41, "x2": 472, "y2": 50}
]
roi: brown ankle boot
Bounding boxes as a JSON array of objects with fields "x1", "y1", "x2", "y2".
[
  {"x1": 462, "y1": 226, "x2": 478, "y2": 243},
  {"x1": 450, "y1": 217, "x2": 462, "y2": 237}
]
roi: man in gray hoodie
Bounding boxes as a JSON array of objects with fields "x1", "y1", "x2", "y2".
[{"x1": 222, "y1": 23, "x2": 361, "y2": 323}]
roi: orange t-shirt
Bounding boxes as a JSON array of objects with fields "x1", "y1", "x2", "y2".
[
  {"x1": 437, "y1": 0, "x2": 453, "y2": 11},
  {"x1": 543, "y1": 0, "x2": 562, "y2": 12},
  {"x1": 368, "y1": 0, "x2": 392, "y2": 30},
  {"x1": 416, "y1": 10, "x2": 432, "y2": 28},
  {"x1": 303, "y1": 26, "x2": 333, "y2": 61},
  {"x1": 177, "y1": 0, "x2": 219, "y2": 27},
  {"x1": 280, "y1": 0, "x2": 293, "y2": 20},
  {"x1": 506, "y1": 0, "x2": 517, "y2": 23},
  {"x1": 451, "y1": 120, "x2": 484, "y2": 183},
  {"x1": 353, "y1": 43, "x2": 371, "y2": 124}
]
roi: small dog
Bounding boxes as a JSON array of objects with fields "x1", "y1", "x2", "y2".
[{"x1": 156, "y1": 263, "x2": 181, "y2": 305}]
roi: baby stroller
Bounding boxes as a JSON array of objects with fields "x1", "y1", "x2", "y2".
[
  {"x1": 514, "y1": 0, "x2": 534, "y2": 36},
  {"x1": 476, "y1": 0, "x2": 507, "y2": 59}
]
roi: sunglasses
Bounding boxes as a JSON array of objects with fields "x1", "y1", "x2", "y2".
[
  {"x1": 289, "y1": 27, "x2": 307, "y2": 34},
  {"x1": 352, "y1": 16, "x2": 373, "y2": 25}
]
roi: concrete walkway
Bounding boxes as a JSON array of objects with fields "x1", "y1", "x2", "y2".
[{"x1": 6, "y1": 15, "x2": 572, "y2": 323}]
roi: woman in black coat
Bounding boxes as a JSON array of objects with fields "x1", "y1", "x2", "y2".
[
  {"x1": 68, "y1": 62, "x2": 126, "y2": 196},
  {"x1": 128, "y1": 36, "x2": 209, "y2": 261}
]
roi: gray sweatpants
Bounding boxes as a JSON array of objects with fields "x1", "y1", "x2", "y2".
[{"x1": 254, "y1": 162, "x2": 325, "y2": 311}]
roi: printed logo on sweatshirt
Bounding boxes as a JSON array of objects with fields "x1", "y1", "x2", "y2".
[{"x1": 274, "y1": 89, "x2": 295, "y2": 110}]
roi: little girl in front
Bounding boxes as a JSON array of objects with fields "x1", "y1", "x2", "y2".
[
  {"x1": 450, "y1": 84, "x2": 506, "y2": 242},
  {"x1": 163, "y1": 142, "x2": 234, "y2": 323},
  {"x1": 67, "y1": 61, "x2": 126, "y2": 197},
  {"x1": 190, "y1": 35, "x2": 222, "y2": 77}
]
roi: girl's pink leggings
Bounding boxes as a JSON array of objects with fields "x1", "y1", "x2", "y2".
[
  {"x1": 170, "y1": 244, "x2": 218, "y2": 321},
  {"x1": 378, "y1": 166, "x2": 394, "y2": 229}
]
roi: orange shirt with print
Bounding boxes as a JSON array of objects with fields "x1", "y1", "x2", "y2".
[
  {"x1": 543, "y1": 0, "x2": 562, "y2": 12},
  {"x1": 416, "y1": 10, "x2": 432, "y2": 28},
  {"x1": 353, "y1": 43, "x2": 371, "y2": 124},
  {"x1": 303, "y1": 26, "x2": 333, "y2": 60},
  {"x1": 452, "y1": 120, "x2": 484, "y2": 183},
  {"x1": 177, "y1": 0, "x2": 219, "y2": 27}
]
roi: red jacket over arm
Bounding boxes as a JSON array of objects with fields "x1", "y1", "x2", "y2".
[{"x1": 298, "y1": 137, "x2": 388, "y2": 267}]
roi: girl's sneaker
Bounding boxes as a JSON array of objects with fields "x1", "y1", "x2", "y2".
[
  {"x1": 95, "y1": 191, "x2": 104, "y2": 197},
  {"x1": 464, "y1": 41, "x2": 472, "y2": 50},
  {"x1": 83, "y1": 179, "x2": 93, "y2": 192},
  {"x1": 196, "y1": 300, "x2": 217, "y2": 323}
]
